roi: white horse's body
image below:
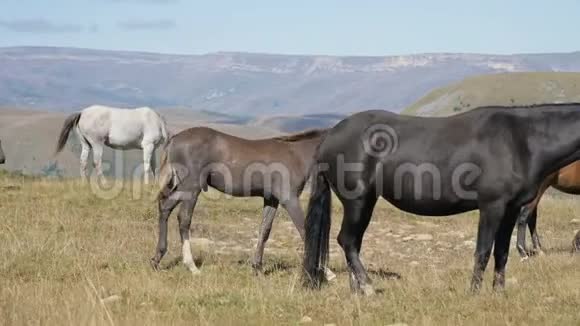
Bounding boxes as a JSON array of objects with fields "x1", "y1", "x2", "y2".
[{"x1": 56, "y1": 105, "x2": 169, "y2": 184}]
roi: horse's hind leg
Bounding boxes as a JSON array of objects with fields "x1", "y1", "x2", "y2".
[
  {"x1": 142, "y1": 141, "x2": 155, "y2": 185},
  {"x1": 91, "y1": 143, "x2": 106, "y2": 182},
  {"x1": 76, "y1": 128, "x2": 91, "y2": 182},
  {"x1": 252, "y1": 198, "x2": 279, "y2": 273},
  {"x1": 527, "y1": 209, "x2": 544, "y2": 255},
  {"x1": 79, "y1": 142, "x2": 90, "y2": 182},
  {"x1": 517, "y1": 178, "x2": 551, "y2": 258},
  {"x1": 516, "y1": 206, "x2": 533, "y2": 260},
  {"x1": 337, "y1": 197, "x2": 377, "y2": 295},
  {"x1": 151, "y1": 195, "x2": 180, "y2": 270},
  {"x1": 177, "y1": 190, "x2": 201, "y2": 274}
]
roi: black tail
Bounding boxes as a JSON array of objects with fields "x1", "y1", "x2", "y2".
[
  {"x1": 302, "y1": 165, "x2": 332, "y2": 289},
  {"x1": 55, "y1": 112, "x2": 82, "y2": 154}
]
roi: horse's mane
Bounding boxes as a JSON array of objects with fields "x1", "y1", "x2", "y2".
[{"x1": 272, "y1": 129, "x2": 328, "y2": 142}]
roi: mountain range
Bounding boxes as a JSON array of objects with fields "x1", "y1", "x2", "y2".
[{"x1": 2, "y1": 46, "x2": 580, "y2": 115}]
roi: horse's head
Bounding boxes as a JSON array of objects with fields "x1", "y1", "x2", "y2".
[{"x1": 0, "y1": 140, "x2": 5, "y2": 164}]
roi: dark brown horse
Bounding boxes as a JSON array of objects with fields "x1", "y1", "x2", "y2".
[
  {"x1": 152, "y1": 127, "x2": 335, "y2": 278},
  {"x1": 0, "y1": 139, "x2": 5, "y2": 164},
  {"x1": 517, "y1": 161, "x2": 580, "y2": 258}
]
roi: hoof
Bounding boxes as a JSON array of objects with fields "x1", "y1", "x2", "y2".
[
  {"x1": 519, "y1": 255, "x2": 529, "y2": 263},
  {"x1": 324, "y1": 268, "x2": 336, "y2": 282},
  {"x1": 187, "y1": 266, "x2": 201, "y2": 275},
  {"x1": 150, "y1": 259, "x2": 160, "y2": 271},
  {"x1": 252, "y1": 263, "x2": 264, "y2": 276},
  {"x1": 361, "y1": 284, "x2": 376, "y2": 296},
  {"x1": 97, "y1": 178, "x2": 109, "y2": 187}
]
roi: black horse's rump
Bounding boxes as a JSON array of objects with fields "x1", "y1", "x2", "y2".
[{"x1": 303, "y1": 103, "x2": 580, "y2": 294}]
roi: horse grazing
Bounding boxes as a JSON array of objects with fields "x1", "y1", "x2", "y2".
[
  {"x1": 55, "y1": 105, "x2": 169, "y2": 184},
  {"x1": 0, "y1": 139, "x2": 5, "y2": 164},
  {"x1": 515, "y1": 161, "x2": 580, "y2": 258},
  {"x1": 152, "y1": 127, "x2": 336, "y2": 277},
  {"x1": 303, "y1": 103, "x2": 580, "y2": 295}
]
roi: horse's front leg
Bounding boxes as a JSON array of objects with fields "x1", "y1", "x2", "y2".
[
  {"x1": 142, "y1": 142, "x2": 155, "y2": 185},
  {"x1": 493, "y1": 209, "x2": 518, "y2": 290},
  {"x1": 252, "y1": 198, "x2": 279, "y2": 274},
  {"x1": 471, "y1": 200, "x2": 505, "y2": 292},
  {"x1": 151, "y1": 196, "x2": 179, "y2": 270}
]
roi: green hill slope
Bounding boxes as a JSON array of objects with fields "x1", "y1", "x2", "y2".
[{"x1": 403, "y1": 72, "x2": 580, "y2": 117}]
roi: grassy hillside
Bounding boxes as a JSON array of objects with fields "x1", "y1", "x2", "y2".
[
  {"x1": 403, "y1": 72, "x2": 580, "y2": 117},
  {"x1": 0, "y1": 172, "x2": 578, "y2": 324}
]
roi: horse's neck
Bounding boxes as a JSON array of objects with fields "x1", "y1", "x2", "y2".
[{"x1": 528, "y1": 109, "x2": 580, "y2": 176}]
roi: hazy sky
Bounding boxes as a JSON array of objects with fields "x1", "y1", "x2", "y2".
[{"x1": 1, "y1": 0, "x2": 578, "y2": 56}]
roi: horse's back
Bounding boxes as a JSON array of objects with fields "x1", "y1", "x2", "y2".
[
  {"x1": 78, "y1": 105, "x2": 114, "y2": 135},
  {"x1": 168, "y1": 127, "x2": 307, "y2": 189},
  {"x1": 79, "y1": 105, "x2": 165, "y2": 148},
  {"x1": 321, "y1": 108, "x2": 528, "y2": 156},
  {"x1": 316, "y1": 108, "x2": 530, "y2": 215},
  {"x1": 318, "y1": 109, "x2": 486, "y2": 162}
]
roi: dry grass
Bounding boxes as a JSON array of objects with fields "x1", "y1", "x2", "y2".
[{"x1": 0, "y1": 172, "x2": 579, "y2": 325}]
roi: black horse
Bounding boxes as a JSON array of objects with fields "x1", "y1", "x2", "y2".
[{"x1": 303, "y1": 103, "x2": 580, "y2": 295}]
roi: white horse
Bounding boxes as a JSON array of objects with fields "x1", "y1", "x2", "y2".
[{"x1": 56, "y1": 105, "x2": 170, "y2": 184}]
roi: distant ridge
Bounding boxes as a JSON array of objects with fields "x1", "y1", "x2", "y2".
[{"x1": 1, "y1": 46, "x2": 580, "y2": 115}]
